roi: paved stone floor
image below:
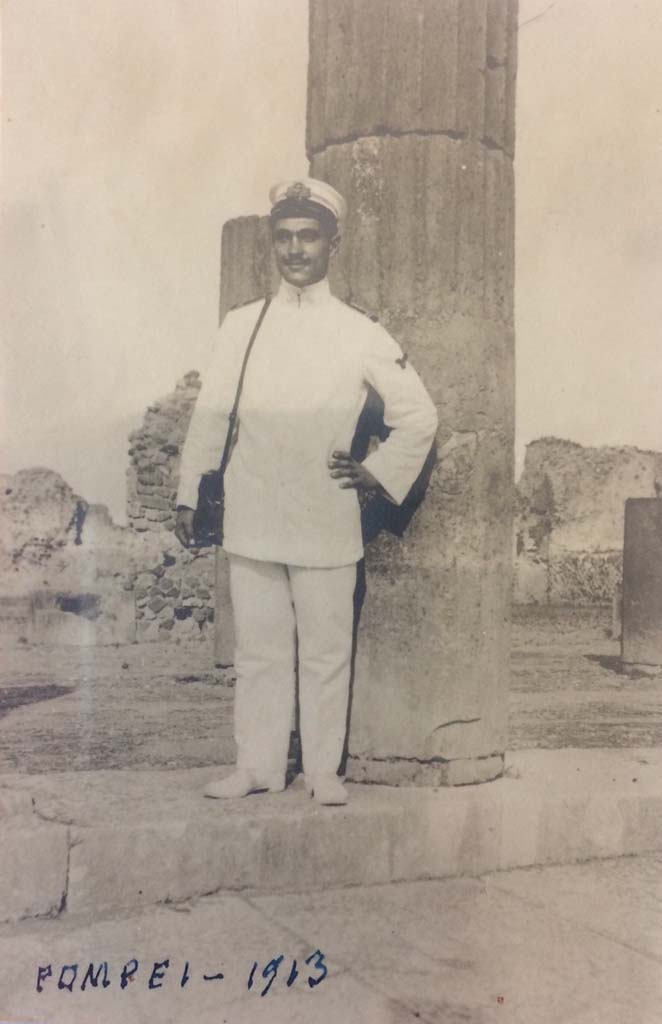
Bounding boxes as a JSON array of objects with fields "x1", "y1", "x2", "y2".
[
  {"x1": 1, "y1": 607, "x2": 661, "y2": 773},
  {"x1": 1, "y1": 853, "x2": 660, "y2": 1023}
]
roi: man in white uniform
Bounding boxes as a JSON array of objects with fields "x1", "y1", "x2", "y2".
[{"x1": 175, "y1": 179, "x2": 437, "y2": 805}]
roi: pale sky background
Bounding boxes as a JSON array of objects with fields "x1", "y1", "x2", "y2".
[{"x1": 2, "y1": 0, "x2": 661, "y2": 523}]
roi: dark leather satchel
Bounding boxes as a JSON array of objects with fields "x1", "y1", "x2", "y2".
[{"x1": 191, "y1": 298, "x2": 271, "y2": 547}]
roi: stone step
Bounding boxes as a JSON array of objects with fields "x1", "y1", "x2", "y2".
[{"x1": 1, "y1": 747, "x2": 660, "y2": 924}]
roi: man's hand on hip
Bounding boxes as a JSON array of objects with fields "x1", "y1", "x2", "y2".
[
  {"x1": 175, "y1": 507, "x2": 195, "y2": 548},
  {"x1": 328, "y1": 450, "x2": 380, "y2": 492}
]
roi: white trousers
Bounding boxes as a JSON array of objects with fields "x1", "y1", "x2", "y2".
[{"x1": 228, "y1": 553, "x2": 357, "y2": 786}]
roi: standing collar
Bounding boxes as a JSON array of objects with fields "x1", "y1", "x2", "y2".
[{"x1": 275, "y1": 277, "x2": 332, "y2": 307}]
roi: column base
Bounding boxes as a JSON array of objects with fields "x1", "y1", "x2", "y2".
[{"x1": 346, "y1": 753, "x2": 505, "y2": 787}]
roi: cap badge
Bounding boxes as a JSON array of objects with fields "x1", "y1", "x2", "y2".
[{"x1": 285, "y1": 182, "x2": 312, "y2": 200}]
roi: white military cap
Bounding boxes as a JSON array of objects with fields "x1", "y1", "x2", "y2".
[{"x1": 269, "y1": 177, "x2": 347, "y2": 232}]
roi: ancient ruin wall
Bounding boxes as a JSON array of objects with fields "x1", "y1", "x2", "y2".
[
  {"x1": 515, "y1": 437, "x2": 662, "y2": 605},
  {"x1": 126, "y1": 371, "x2": 216, "y2": 641},
  {"x1": 0, "y1": 468, "x2": 139, "y2": 644}
]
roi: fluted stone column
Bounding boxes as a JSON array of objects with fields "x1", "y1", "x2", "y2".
[
  {"x1": 215, "y1": 0, "x2": 518, "y2": 785},
  {"x1": 308, "y1": 0, "x2": 517, "y2": 785}
]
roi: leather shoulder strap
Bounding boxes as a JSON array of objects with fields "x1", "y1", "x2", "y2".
[{"x1": 217, "y1": 297, "x2": 271, "y2": 476}]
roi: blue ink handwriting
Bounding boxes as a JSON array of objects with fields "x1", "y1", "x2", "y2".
[{"x1": 35, "y1": 952, "x2": 328, "y2": 995}]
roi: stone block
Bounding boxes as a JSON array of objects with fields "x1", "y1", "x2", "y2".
[
  {"x1": 0, "y1": 821, "x2": 69, "y2": 923},
  {"x1": 66, "y1": 821, "x2": 263, "y2": 916},
  {"x1": 142, "y1": 495, "x2": 171, "y2": 512},
  {"x1": 255, "y1": 805, "x2": 395, "y2": 890},
  {"x1": 159, "y1": 579, "x2": 181, "y2": 597},
  {"x1": 144, "y1": 509, "x2": 170, "y2": 523},
  {"x1": 621, "y1": 498, "x2": 662, "y2": 668}
]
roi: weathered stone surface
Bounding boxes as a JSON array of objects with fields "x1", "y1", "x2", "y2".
[
  {"x1": 515, "y1": 438, "x2": 662, "y2": 605},
  {"x1": 305, "y1": 1, "x2": 516, "y2": 783},
  {"x1": 0, "y1": 821, "x2": 69, "y2": 923},
  {"x1": 621, "y1": 498, "x2": 662, "y2": 668},
  {"x1": 126, "y1": 372, "x2": 217, "y2": 640},
  {"x1": 0, "y1": 468, "x2": 157, "y2": 645},
  {"x1": 346, "y1": 755, "x2": 504, "y2": 788},
  {"x1": 306, "y1": 0, "x2": 518, "y2": 157},
  {"x1": 2, "y1": 749, "x2": 661, "y2": 919},
  {"x1": 312, "y1": 137, "x2": 515, "y2": 327},
  {"x1": 67, "y1": 819, "x2": 262, "y2": 915},
  {"x1": 0, "y1": 468, "x2": 85, "y2": 578}
]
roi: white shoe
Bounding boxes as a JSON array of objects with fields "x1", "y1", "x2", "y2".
[
  {"x1": 310, "y1": 775, "x2": 348, "y2": 806},
  {"x1": 203, "y1": 769, "x2": 285, "y2": 799}
]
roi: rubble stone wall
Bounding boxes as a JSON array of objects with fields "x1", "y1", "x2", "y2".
[
  {"x1": 126, "y1": 371, "x2": 216, "y2": 641},
  {"x1": 515, "y1": 437, "x2": 662, "y2": 605},
  {"x1": 0, "y1": 468, "x2": 146, "y2": 645}
]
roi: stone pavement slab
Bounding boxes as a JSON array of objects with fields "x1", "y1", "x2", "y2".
[
  {"x1": 0, "y1": 855, "x2": 659, "y2": 1024},
  {"x1": 490, "y1": 854, "x2": 662, "y2": 960}
]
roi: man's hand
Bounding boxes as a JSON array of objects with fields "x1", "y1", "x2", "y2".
[
  {"x1": 328, "y1": 450, "x2": 380, "y2": 492},
  {"x1": 175, "y1": 507, "x2": 195, "y2": 549}
]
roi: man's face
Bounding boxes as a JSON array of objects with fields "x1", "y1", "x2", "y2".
[{"x1": 271, "y1": 216, "x2": 338, "y2": 288}]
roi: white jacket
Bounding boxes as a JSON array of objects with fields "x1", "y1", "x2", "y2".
[{"x1": 177, "y1": 277, "x2": 438, "y2": 567}]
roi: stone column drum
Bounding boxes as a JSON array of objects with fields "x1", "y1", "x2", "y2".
[{"x1": 308, "y1": 0, "x2": 518, "y2": 785}]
